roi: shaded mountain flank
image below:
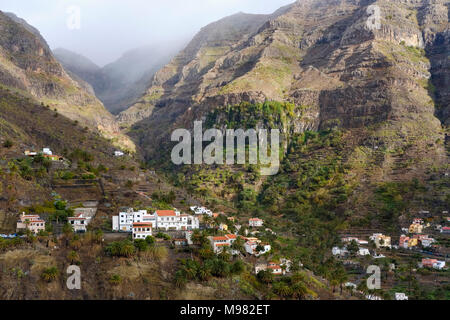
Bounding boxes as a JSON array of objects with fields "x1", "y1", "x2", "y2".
[{"x1": 54, "y1": 43, "x2": 183, "y2": 115}]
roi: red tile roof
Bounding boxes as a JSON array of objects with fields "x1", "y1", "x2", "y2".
[
  {"x1": 216, "y1": 243, "x2": 230, "y2": 247},
  {"x1": 213, "y1": 236, "x2": 228, "y2": 241},
  {"x1": 133, "y1": 222, "x2": 153, "y2": 227},
  {"x1": 156, "y1": 210, "x2": 176, "y2": 217}
]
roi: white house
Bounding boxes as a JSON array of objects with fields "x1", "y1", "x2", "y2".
[
  {"x1": 267, "y1": 262, "x2": 283, "y2": 275},
  {"x1": 132, "y1": 222, "x2": 152, "y2": 240},
  {"x1": 255, "y1": 262, "x2": 285, "y2": 275},
  {"x1": 249, "y1": 218, "x2": 264, "y2": 227},
  {"x1": 280, "y1": 258, "x2": 292, "y2": 273},
  {"x1": 366, "y1": 295, "x2": 383, "y2": 300},
  {"x1": 113, "y1": 208, "x2": 199, "y2": 232},
  {"x1": 342, "y1": 237, "x2": 368, "y2": 245},
  {"x1": 332, "y1": 246, "x2": 349, "y2": 256},
  {"x1": 68, "y1": 207, "x2": 97, "y2": 233},
  {"x1": 244, "y1": 241, "x2": 271, "y2": 256},
  {"x1": 185, "y1": 231, "x2": 194, "y2": 245},
  {"x1": 395, "y1": 293, "x2": 408, "y2": 300},
  {"x1": 24, "y1": 150, "x2": 38, "y2": 156},
  {"x1": 68, "y1": 216, "x2": 88, "y2": 233},
  {"x1": 433, "y1": 261, "x2": 446, "y2": 270},
  {"x1": 114, "y1": 150, "x2": 124, "y2": 157},
  {"x1": 16, "y1": 213, "x2": 45, "y2": 234},
  {"x1": 190, "y1": 206, "x2": 213, "y2": 216},
  {"x1": 420, "y1": 236, "x2": 435, "y2": 248},
  {"x1": 155, "y1": 210, "x2": 199, "y2": 231},
  {"x1": 358, "y1": 248, "x2": 371, "y2": 256},
  {"x1": 112, "y1": 208, "x2": 152, "y2": 232},
  {"x1": 209, "y1": 234, "x2": 238, "y2": 253},
  {"x1": 255, "y1": 264, "x2": 268, "y2": 274},
  {"x1": 42, "y1": 148, "x2": 53, "y2": 155},
  {"x1": 345, "y1": 282, "x2": 357, "y2": 290}
]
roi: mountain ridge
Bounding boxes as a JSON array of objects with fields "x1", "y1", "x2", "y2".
[{"x1": 0, "y1": 11, "x2": 135, "y2": 152}]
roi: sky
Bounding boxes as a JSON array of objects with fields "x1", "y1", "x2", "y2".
[{"x1": 0, "y1": 0, "x2": 295, "y2": 66}]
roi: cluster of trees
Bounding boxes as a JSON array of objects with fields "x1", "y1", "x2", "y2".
[
  {"x1": 0, "y1": 237, "x2": 24, "y2": 250},
  {"x1": 151, "y1": 191, "x2": 176, "y2": 208},
  {"x1": 7, "y1": 155, "x2": 52, "y2": 180},
  {"x1": 105, "y1": 236, "x2": 167, "y2": 261},
  {"x1": 258, "y1": 271, "x2": 318, "y2": 299},
  {"x1": 374, "y1": 180, "x2": 425, "y2": 230},
  {"x1": 205, "y1": 100, "x2": 297, "y2": 130},
  {"x1": 174, "y1": 257, "x2": 245, "y2": 288}
]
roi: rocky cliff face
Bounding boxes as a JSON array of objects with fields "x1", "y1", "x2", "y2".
[
  {"x1": 121, "y1": 0, "x2": 448, "y2": 219},
  {"x1": 124, "y1": 0, "x2": 447, "y2": 161},
  {"x1": 0, "y1": 11, "x2": 135, "y2": 152}
]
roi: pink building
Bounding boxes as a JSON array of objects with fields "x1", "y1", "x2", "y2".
[
  {"x1": 399, "y1": 235, "x2": 409, "y2": 248},
  {"x1": 16, "y1": 213, "x2": 45, "y2": 234},
  {"x1": 422, "y1": 259, "x2": 438, "y2": 268}
]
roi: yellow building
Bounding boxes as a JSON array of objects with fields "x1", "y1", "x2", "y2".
[
  {"x1": 409, "y1": 223, "x2": 423, "y2": 234},
  {"x1": 375, "y1": 235, "x2": 391, "y2": 248},
  {"x1": 408, "y1": 238, "x2": 418, "y2": 247}
]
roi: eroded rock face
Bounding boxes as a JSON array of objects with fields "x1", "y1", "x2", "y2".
[
  {"x1": 0, "y1": 11, "x2": 135, "y2": 152},
  {"x1": 123, "y1": 0, "x2": 447, "y2": 172}
]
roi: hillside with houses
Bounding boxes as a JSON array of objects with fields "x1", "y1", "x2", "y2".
[{"x1": 0, "y1": 0, "x2": 449, "y2": 301}]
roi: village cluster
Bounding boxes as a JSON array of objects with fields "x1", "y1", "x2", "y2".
[
  {"x1": 332, "y1": 215, "x2": 448, "y2": 269},
  {"x1": 14, "y1": 204, "x2": 291, "y2": 277},
  {"x1": 10, "y1": 147, "x2": 449, "y2": 299},
  {"x1": 332, "y1": 213, "x2": 449, "y2": 300}
]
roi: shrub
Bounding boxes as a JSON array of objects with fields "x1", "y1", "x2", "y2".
[
  {"x1": 3, "y1": 140, "x2": 13, "y2": 148},
  {"x1": 41, "y1": 267, "x2": 59, "y2": 282},
  {"x1": 109, "y1": 274, "x2": 122, "y2": 285},
  {"x1": 105, "y1": 240, "x2": 135, "y2": 257}
]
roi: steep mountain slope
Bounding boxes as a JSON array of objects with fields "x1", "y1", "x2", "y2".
[
  {"x1": 0, "y1": 11, "x2": 134, "y2": 152},
  {"x1": 52, "y1": 48, "x2": 100, "y2": 96},
  {"x1": 123, "y1": 0, "x2": 449, "y2": 226},
  {"x1": 55, "y1": 44, "x2": 182, "y2": 114},
  {"x1": 0, "y1": 87, "x2": 129, "y2": 231},
  {"x1": 117, "y1": 8, "x2": 292, "y2": 127}
]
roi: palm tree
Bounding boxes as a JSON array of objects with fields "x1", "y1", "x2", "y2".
[
  {"x1": 202, "y1": 215, "x2": 214, "y2": 228},
  {"x1": 198, "y1": 266, "x2": 212, "y2": 281},
  {"x1": 291, "y1": 281, "x2": 309, "y2": 299},
  {"x1": 119, "y1": 241, "x2": 135, "y2": 257},
  {"x1": 273, "y1": 282, "x2": 292, "y2": 299},
  {"x1": 41, "y1": 266, "x2": 59, "y2": 282},
  {"x1": 67, "y1": 250, "x2": 80, "y2": 264},
  {"x1": 191, "y1": 230, "x2": 203, "y2": 245},
  {"x1": 231, "y1": 237, "x2": 245, "y2": 254},
  {"x1": 334, "y1": 267, "x2": 348, "y2": 295}
]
